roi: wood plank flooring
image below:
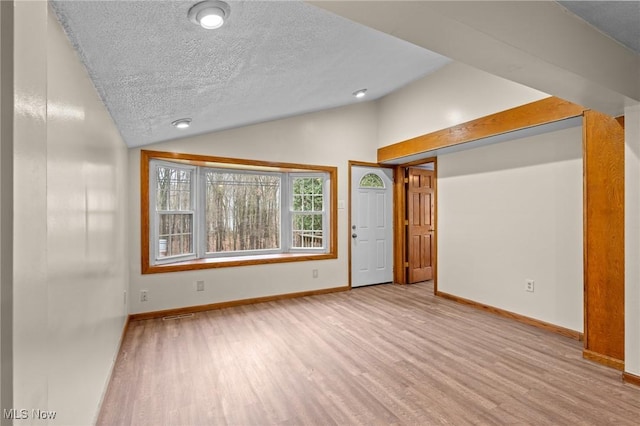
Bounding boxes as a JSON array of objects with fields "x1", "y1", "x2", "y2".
[{"x1": 98, "y1": 282, "x2": 640, "y2": 425}]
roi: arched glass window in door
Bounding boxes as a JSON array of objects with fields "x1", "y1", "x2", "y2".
[{"x1": 359, "y1": 173, "x2": 384, "y2": 188}]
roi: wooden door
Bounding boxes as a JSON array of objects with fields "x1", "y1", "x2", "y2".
[{"x1": 407, "y1": 168, "x2": 434, "y2": 283}]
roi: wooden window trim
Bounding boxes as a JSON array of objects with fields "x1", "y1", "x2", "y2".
[{"x1": 141, "y1": 150, "x2": 338, "y2": 274}]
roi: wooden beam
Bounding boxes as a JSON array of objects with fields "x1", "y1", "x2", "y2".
[{"x1": 377, "y1": 96, "x2": 585, "y2": 163}]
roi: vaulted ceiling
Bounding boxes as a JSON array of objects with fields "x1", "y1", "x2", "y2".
[
  {"x1": 51, "y1": 0, "x2": 450, "y2": 147},
  {"x1": 51, "y1": 1, "x2": 639, "y2": 148},
  {"x1": 558, "y1": 1, "x2": 640, "y2": 54}
]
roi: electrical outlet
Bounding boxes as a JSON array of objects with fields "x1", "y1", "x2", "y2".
[
  {"x1": 525, "y1": 280, "x2": 535, "y2": 293},
  {"x1": 196, "y1": 280, "x2": 205, "y2": 291},
  {"x1": 140, "y1": 289, "x2": 148, "y2": 302},
  {"x1": 312, "y1": 269, "x2": 318, "y2": 278}
]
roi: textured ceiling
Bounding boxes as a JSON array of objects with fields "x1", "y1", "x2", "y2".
[
  {"x1": 50, "y1": 0, "x2": 450, "y2": 148},
  {"x1": 558, "y1": 1, "x2": 640, "y2": 54}
]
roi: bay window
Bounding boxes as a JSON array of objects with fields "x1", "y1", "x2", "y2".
[{"x1": 141, "y1": 150, "x2": 337, "y2": 273}]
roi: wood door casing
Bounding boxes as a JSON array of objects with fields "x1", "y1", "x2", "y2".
[{"x1": 407, "y1": 168, "x2": 434, "y2": 283}]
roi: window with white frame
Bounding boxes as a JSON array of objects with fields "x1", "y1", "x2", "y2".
[
  {"x1": 153, "y1": 162, "x2": 196, "y2": 263},
  {"x1": 291, "y1": 176, "x2": 326, "y2": 249},
  {"x1": 144, "y1": 152, "x2": 335, "y2": 271}
]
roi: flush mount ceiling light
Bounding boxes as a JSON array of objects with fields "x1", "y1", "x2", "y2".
[
  {"x1": 353, "y1": 89, "x2": 367, "y2": 99},
  {"x1": 172, "y1": 118, "x2": 192, "y2": 129},
  {"x1": 188, "y1": 1, "x2": 230, "y2": 29}
]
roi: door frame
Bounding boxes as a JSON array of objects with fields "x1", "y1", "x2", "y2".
[
  {"x1": 392, "y1": 158, "x2": 438, "y2": 293},
  {"x1": 348, "y1": 161, "x2": 395, "y2": 288}
]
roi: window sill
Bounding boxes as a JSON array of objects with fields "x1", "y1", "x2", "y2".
[{"x1": 142, "y1": 252, "x2": 337, "y2": 274}]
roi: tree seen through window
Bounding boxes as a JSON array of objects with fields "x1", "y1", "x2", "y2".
[
  {"x1": 292, "y1": 177, "x2": 324, "y2": 248},
  {"x1": 206, "y1": 172, "x2": 281, "y2": 253}
]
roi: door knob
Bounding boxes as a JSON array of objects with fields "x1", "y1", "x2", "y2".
[{"x1": 352, "y1": 233, "x2": 357, "y2": 238}]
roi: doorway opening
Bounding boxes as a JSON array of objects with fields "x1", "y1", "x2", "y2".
[{"x1": 393, "y1": 159, "x2": 437, "y2": 291}]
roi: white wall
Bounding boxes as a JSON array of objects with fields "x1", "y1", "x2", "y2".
[
  {"x1": 129, "y1": 102, "x2": 378, "y2": 314},
  {"x1": 437, "y1": 126, "x2": 584, "y2": 331},
  {"x1": 377, "y1": 62, "x2": 549, "y2": 147},
  {"x1": 13, "y1": 3, "x2": 48, "y2": 423},
  {"x1": 0, "y1": 1, "x2": 12, "y2": 419},
  {"x1": 625, "y1": 103, "x2": 640, "y2": 376},
  {"x1": 12, "y1": 3, "x2": 128, "y2": 425}
]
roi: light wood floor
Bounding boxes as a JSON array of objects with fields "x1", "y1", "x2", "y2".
[{"x1": 99, "y1": 282, "x2": 640, "y2": 425}]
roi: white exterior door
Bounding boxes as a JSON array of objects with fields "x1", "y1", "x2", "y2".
[{"x1": 351, "y1": 166, "x2": 393, "y2": 287}]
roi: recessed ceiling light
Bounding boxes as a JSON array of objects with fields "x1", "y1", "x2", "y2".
[
  {"x1": 353, "y1": 89, "x2": 367, "y2": 99},
  {"x1": 172, "y1": 118, "x2": 192, "y2": 129},
  {"x1": 188, "y1": 1, "x2": 230, "y2": 30}
]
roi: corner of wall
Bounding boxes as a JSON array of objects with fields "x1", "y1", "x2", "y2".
[{"x1": 625, "y1": 103, "x2": 640, "y2": 376}]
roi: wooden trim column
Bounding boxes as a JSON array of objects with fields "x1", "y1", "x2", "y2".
[
  {"x1": 583, "y1": 110, "x2": 625, "y2": 369},
  {"x1": 393, "y1": 166, "x2": 407, "y2": 284}
]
